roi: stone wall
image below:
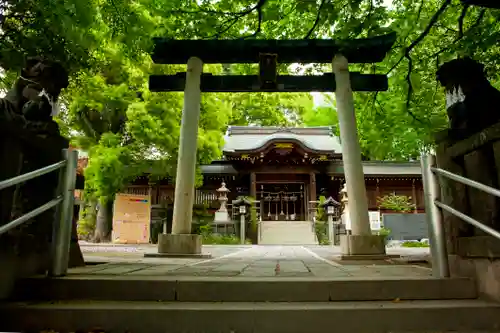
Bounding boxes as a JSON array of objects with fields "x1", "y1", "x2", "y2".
[
  {"x1": 382, "y1": 213, "x2": 428, "y2": 241},
  {"x1": 436, "y1": 122, "x2": 500, "y2": 300}
]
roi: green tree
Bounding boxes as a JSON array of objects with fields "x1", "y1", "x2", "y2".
[
  {"x1": 377, "y1": 193, "x2": 416, "y2": 213},
  {"x1": 4, "y1": 0, "x2": 500, "y2": 242}
]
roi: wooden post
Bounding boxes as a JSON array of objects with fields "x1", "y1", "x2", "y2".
[
  {"x1": 412, "y1": 179, "x2": 418, "y2": 214},
  {"x1": 250, "y1": 172, "x2": 256, "y2": 199},
  {"x1": 309, "y1": 172, "x2": 317, "y2": 203}
]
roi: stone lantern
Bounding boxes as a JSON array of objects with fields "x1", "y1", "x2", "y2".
[
  {"x1": 340, "y1": 183, "x2": 351, "y2": 232},
  {"x1": 214, "y1": 182, "x2": 230, "y2": 223},
  {"x1": 321, "y1": 196, "x2": 340, "y2": 245}
]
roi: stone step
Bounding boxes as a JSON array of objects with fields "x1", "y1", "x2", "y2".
[
  {"x1": 259, "y1": 239, "x2": 317, "y2": 245},
  {"x1": 260, "y1": 221, "x2": 318, "y2": 245},
  {"x1": 261, "y1": 222, "x2": 312, "y2": 227},
  {"x1": 10, "y1": 276, "x2": 477, "y2": 302},
  {"x1": 2, "y1": 299, "x2": 500, "y2": 333}
]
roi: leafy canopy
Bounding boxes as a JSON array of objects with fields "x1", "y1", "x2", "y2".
[{"x1": 2, "y1": 0, "x2": 499, "y2": 201}]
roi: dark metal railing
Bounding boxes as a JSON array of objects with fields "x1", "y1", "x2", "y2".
[
  {"x1": 421, "y1": 154, "x2": 500, "y2": 278},
  {"x1": 0, "y1": 149, "x2": 78, "y2": 276}
]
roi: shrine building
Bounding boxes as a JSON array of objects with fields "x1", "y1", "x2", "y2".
[{"x1": 123, "y1": 125, "x2": 424, "y2": 221}]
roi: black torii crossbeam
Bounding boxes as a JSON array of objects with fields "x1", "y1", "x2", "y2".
[
  {"x1": 149, "y1": 73, "x2": 389, "y2": 92},
  {"x1": 149, "y1": 33, "x2": 396, "y2": 92},
  {"x1": 152, "y1": 33, "x2": 396, "y2": 64}
]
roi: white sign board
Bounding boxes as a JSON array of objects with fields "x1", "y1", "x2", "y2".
[
  {"x1": 342, "y1": 210, "x2": 380, "y2": 231},
  {"x1": 369, "y1": 211, "x2": 381, "y2": 231},
  {"x1": 239, "y1": 205, "x2": 246, "y2": 214},
  {"x1": 327, "y1": 206, "x2": 334, "y2": 215},
  {"x1": 112, "y1": 193, "x2": 151, "y2": 244}
]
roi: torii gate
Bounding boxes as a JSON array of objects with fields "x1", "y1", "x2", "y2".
[{"x1": 148, "y1": 33, "x2": 397, "y2": 258}]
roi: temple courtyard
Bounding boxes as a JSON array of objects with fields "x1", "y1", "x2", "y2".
[{"x1": 76, "y1": 243, "x2": 431, "y2": 278}]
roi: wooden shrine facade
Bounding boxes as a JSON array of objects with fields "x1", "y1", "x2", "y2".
[{"x1": 124, "y1": 126, "x2": 425, "y2": 219}]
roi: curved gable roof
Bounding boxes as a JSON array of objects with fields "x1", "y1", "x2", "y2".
[{"x1": 223, "y1": 126, "x2": 342, "y2": 154}]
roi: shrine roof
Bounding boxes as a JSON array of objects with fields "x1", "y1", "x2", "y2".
[
  {"x1": 222, "y1": 126, "x2": 342, "y2": 154},
  {"x1": 200, "y1": 160, "x2": 421, "y2": 176},
  {"x1": 328, "y1": 161, "x2": 421, "y2": 176}
]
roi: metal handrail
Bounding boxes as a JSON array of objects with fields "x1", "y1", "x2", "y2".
[
  {"x1": 432, "y1": 166, "x2": 500, "y2": 199},
  {"x1": 0, "y1": 160, "x2": 66, "y2": 191},
  {"x1": 421, "y1": 153, "x2": 500, "y2": 279},
  {"x1": 0, "y1": 197, "x2": 62, "y2": 235},
  {"x1": 434, "y1": 200, "x2": 500, "y2": 240},
  {"x1": 0, "y1": 149, "x2": 78, "y2": 277}
]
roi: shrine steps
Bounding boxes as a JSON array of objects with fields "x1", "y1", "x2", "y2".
[
  {"x1": 3, "y1": 276, "x2": 500, "y2": 332},
  {"x1": 259, "y1": 220, "x2": 318, "y2": 245}
]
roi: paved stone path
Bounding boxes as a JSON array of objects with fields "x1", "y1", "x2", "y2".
[{"x1": 74, "y1": 244, "x2": 432, "y2": 278}]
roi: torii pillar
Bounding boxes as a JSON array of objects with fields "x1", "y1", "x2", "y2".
[
  {"x1": 332, "y1": 54, "x2": 386, "y2": 258},
  {"x1": 153, "y1": 57, "x2": 208, "y2": 258}
]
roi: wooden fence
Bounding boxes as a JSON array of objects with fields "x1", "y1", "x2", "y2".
[{"x1": 122, "y1": 186, "x2": 219, "y2": 206}]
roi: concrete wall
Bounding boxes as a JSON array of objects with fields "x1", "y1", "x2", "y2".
[{"x1": 382, "y1": 213, "x2": 428, "y2": 241}]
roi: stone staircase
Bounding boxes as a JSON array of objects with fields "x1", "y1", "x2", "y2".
[
  {"x1": 2, "y1": 275, "x2": 500, "y2": 332},
  {"x1": 259, "y1": 221, "x2": 318, "y2": 245}
]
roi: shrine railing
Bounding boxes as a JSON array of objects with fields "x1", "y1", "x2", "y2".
[
  {"x1": 0, "y1": 149, "x2": 78, "y2": 277},
  {"x1": 421, "y1": 154, "x2": 500, "y2": 278}
]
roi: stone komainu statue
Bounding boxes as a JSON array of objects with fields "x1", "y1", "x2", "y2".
[
  {"x1": 0, "y1": 57, "x2": 83, "y2": 275},
  {"x1": 436, "y1": 57, "x2": 500, "y2": 137}
]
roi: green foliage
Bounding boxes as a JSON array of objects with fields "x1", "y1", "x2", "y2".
[
  {"x1": 402, "y1": 240, "x2": 430, "y2": 248},
  {"x1": 83, "y1": 133, "x2": 139, "y2": 204},
  {"x1": 314, "y1": 196, "x2": 330, "y2": 244},
  {"x1": 202, "y1": 233, "x2": 251, "y2": 245},
  {"x1": 377, "y1": 227, "x2": 392, "y2": 239},
  {"x1": 249, "y1": 199, "x2": 258, "y2": 233},
  {"x1": 192, "y1": 204, "x2": 213, "y2": 226},
  {"x1": 315, "y1": 222, "x2": 330, "y2": 245},
  {"x1": 315, "y1": 196, "x2": 327, "y2": 222},
  {"x1": 198, "y1": 224, "x2": 251, "y2": 245},
  {"x1": 3, "y1": 0, "x2": 500, "y2": 201},
  {"x1": 77, "y1": 201, "x2": 97, "y2": 240},
  {"x1": 377, "y1": 193, "x2": 416, "y2": 213}
]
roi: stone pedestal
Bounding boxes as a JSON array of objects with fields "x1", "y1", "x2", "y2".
[
  {"x1": 145, "y1": 234, "x2": 210, "y2": 259},
  {"x1": 340, "y1": 234, "x2": 388, "y2": 259}
]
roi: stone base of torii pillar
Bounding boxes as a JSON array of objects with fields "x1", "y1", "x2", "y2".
[
  {"x1": 333, "y1": 55, "x2": 390, "y2": 260},
  {"x1": 338, "y1": 184, "x2": 390, "y2": 260}
]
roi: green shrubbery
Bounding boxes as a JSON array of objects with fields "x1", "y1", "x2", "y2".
[
  {"x1": 198, "y1": 224, "x2": 251, "y2": 245},
  {"x1": 315, "y1": 222, "x2": 330, "y2": 245},
  {"x1": 401, "y1": 240, "x2": 430, "y2": 248},
  {"x1": 76, "y1": 203, "x2": 97, "y2": 240},
  {"x1": 377, "y1": 227, "x2": 391, "y2": 238},
  {"x1": 314, "y1": 196, "x2": 330, "y2": 245}
]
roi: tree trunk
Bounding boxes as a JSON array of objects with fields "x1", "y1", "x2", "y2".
[{"x1": 94, "y1": 200, "x2": 113, "y2": 243}]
